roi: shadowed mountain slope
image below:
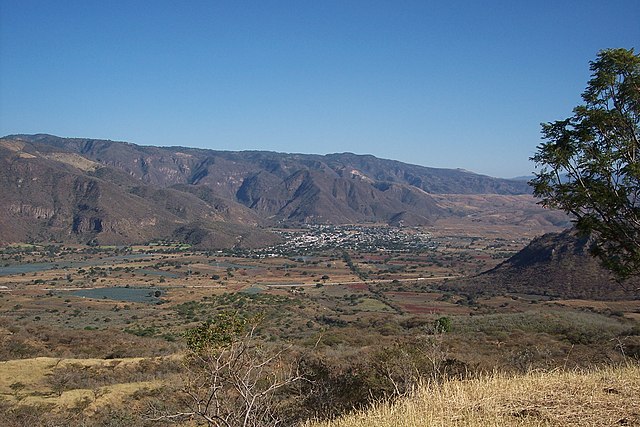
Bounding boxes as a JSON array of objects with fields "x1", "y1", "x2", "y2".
[{"x1": 447, "y1": 228, "x2": 639, "y2": 300}]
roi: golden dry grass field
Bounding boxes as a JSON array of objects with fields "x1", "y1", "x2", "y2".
[
  {"x1": 308, "y1": 364, "x2": 640, "y2": 427},
  {"x1": 3, "y1": 356, "x2": 638, "y2": 426},
  {"x1": 0, "y1": 356, "x2": 169, "y2": 412}
]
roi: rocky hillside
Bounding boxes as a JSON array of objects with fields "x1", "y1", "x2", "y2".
[
  {"x1": 0, "y1": 137, "x2": 276, "y2": 247},
  {"x1": 448, "y1": 228, "x2": 639, "y2": 300}
]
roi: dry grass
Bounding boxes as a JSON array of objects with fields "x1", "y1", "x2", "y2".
[
  {"x1": 308, "y1": 364, "x2": 640, "y2": 427},
  {"x1": 0, "y1": 357, "x2": 60, "y2": 392},
  {"x1": 43, "y1": 152, "x2": 99, "y2": 171},
  {"x1": 0, "y1": 139, "x2": 26, "y2": 152},
  {"x1": 19, "y1": 380, "x2": 162, "y2": 413},
  {"x1": 0, "y1": 357, "x2": 146, "y2": 392},
  {"x1": 0, "y1": 356, "x2": 168, "y2": 413}
]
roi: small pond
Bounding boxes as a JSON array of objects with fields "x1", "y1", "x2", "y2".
[
  {"x1": 0, "y1": 253, "x2": 153, "y2": 276},
  {"x1": 67, "y1": 287, "x2": 165, "y2": 303}
]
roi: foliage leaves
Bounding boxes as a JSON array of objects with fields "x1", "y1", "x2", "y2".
[{"x1": 530, "y1": 48, "x2": 640, "y2": 280}]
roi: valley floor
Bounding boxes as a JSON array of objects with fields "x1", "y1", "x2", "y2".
[{"x1": 1, "y1": 228, "x2": 638, "y2": 426}]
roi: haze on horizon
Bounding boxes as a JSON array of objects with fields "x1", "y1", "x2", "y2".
[{"x1": 1, "y1": 1, "x2": 638, "y2": 178}]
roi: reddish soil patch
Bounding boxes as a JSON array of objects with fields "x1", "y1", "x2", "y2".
[
  {"x1": 347, "y1": 283, "x2": 369, "y2": 291},
  {"x1": 384, "y1": 291, "x2": 471, "y2": 315},
  {"x1": 397, "y1": 303, "x2": 470, "y2": 315},
  {"x1": 400, "y1": 304, "x2": 444, "y2": 314},
  {"x1": 362, "y1": 255, "x2": 388, "y2": 262}
]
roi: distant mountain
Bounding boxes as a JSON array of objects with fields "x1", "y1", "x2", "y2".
[
  {"x1": 511, "y1": 174, "x2": 570, "y2": 183},
  {"x1": 447, "y1": 228, "x2": 639, "y2": 300},
  {"x1": 510, "y1": 175, "x2": 534, "y2": 181},
  {"x1": 0, "y1": 137, "x2": 276, "y2": 247},
  {"x1": 1, "y1": 134, "x2": 536, "y2": 247}
]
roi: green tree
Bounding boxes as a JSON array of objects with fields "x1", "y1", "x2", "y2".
[
  {"x1": 530, "y1": 48, "x2": 640, "y2": 280},
  {"x1": 434, "y1": 316, "x2": 452, "y2": 334},
  {"x1": 183, "y1": 311, "x2": 248, "y2": 353}
]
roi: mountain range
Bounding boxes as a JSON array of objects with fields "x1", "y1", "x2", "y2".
[{"x1": 1, "y1": 134, "x2": 548, "y2": 247}]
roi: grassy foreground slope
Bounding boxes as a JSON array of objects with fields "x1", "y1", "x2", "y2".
[{"x1": 308, "y1": 364, "x2": 640, "y2": 427}]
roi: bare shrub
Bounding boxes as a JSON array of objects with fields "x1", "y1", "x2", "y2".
[{"x1": 150, "y1": 312, "x2": 304, "y2": 426}]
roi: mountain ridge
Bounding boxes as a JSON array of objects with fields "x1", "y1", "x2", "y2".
[
  {"x1": 4, "y1": 134, "x2": 530, "y2": 194},
  {"x1": 1, "y1": 133, "x2": 544, "y2": 247}
]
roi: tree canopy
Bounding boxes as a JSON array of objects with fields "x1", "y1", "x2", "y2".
[{"x1": 530, "y1": 48, "x2": 640, "y2": 280}]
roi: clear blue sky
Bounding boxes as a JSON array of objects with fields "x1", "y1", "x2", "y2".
[{"x1": 1, "y1": 1, "x2": 638, "y2": 178}]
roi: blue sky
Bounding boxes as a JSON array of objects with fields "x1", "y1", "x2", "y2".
[{"x1": 1, "y1": 1, "x2": 638, "y2": 178}]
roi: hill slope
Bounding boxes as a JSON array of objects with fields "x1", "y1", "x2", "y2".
[
  {"x1": 449, "y1": 228, "x2": 639, "y2": 300},
  {"x1": 309, "y1": 364, "x2": 640, "y2": 427},
  {"x1": 4, "y1": 134, "x2": 530, "y2": 224}
]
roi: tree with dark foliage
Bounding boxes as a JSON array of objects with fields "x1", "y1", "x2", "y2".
[{"x1": 531, "y1": 48, "x2": 640, "y2": 281}]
